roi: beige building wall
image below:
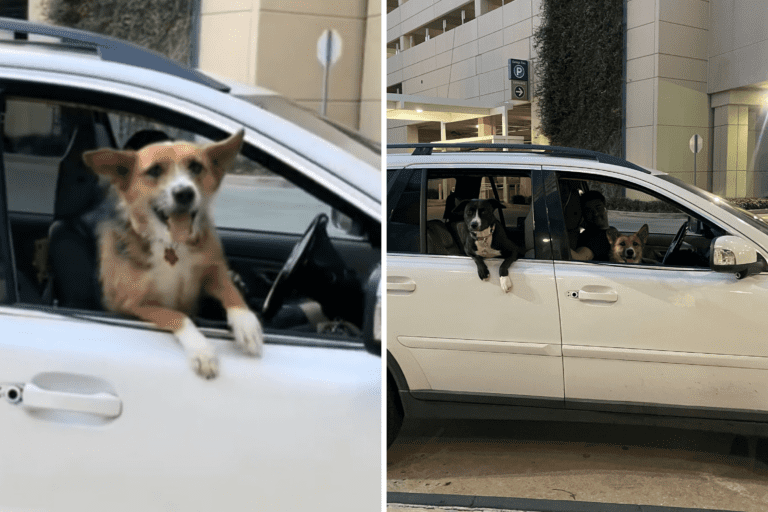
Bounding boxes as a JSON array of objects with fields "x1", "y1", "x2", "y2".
[
  {"x1": 625, "y1": 0, "x2": 710, "y2": 189},
  {"x1": 200, "y1": 0, "x2": 381, "y2": 141}
]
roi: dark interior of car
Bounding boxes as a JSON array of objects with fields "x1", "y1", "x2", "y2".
[
  {"x1": 388, "y1": 170, "x2": 530, "y2": 257},
  {"x1": 4, "y1": 103, "x2": 380, "y2": 339}
]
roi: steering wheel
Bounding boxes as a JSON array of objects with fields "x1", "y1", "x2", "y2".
[
  {"x1": 262, "y1": 213, "x2": 328, "y2": 320},
  {"x1": 662, "y1": 221, "x2": 688, "y2": 265}
]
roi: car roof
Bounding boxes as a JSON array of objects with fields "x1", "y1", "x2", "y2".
[
  {"x1": 0, "y1": 17, "x2": 231, "y2": 91},
  {"x1": 387, "y1": 143, "x2": 666, "y2": 178}
]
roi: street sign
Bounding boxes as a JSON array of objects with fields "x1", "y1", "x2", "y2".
[
  {"x1": 317, "y1": 29, "x2": 342, "y2": 117},
  {"x1": 508, "y1": 59, "x2": 528, "y2": 81},
  {"x1": 317, "y1": 29, "x2": 342, "y2": 67},
  {"x1": 508, "y1": 58, "x2": 529, "y2": 101},
  {"x1": 689, "y1": 134, "x2": 703, "y2": 186},
  {"x1": 689, "y1": 134, "x2": 703, "y2": 154}
]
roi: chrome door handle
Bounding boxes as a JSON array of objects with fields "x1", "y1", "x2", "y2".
[
  {"x1": 20, "y1": 382, "x2": 122, "y2": 418},
  {"x1": 387, "y1": 276, "x2": 416, "y2": 293}
]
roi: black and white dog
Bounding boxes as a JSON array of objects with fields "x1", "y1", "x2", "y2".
[{"x1": 452, "y1": 198, "x2": 520, "y2": 293}]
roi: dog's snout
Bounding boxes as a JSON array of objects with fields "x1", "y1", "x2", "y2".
[
  {"x1": 470, "y1": 220, "x2": 481, "y2": 229},
  {"x1": 173, "y1": 187, "x2": 196, "y2": 206}
]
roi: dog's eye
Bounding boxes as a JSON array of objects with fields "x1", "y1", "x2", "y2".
[
  {"x1": 619, "y1": 242, "x2": 625, "y2": 246},
  {"x1": 145, "y1": 164, "x2": 163, "y2": 179},
  {"x1": 188, "y1": 161, "x2": 204, "y2": 176}
]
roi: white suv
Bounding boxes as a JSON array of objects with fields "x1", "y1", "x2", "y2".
[{"x1": 387, "y1": 143, "x2": 768, "y2": 448}]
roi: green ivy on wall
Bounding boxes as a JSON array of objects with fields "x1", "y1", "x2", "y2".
[
  {"x1": 533, "y1": 0, "x2": 623, "y2": 156},
  {"x1": 42, "y1": 0, "x2": 194, "y2": 65}
]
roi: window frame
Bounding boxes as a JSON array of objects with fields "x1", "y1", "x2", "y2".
[
  {"x1": 547, "y1": 167, "x2": 733, "y2": 270},
  {"x1": 387, "y1": 164, "x2": 556, "y2": 260}
]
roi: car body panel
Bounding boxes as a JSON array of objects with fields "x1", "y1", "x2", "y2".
[
  {"x1": 388, "y1": 256, "x2": 563, "y2": 397},
  {"x1": 0, "y1": 307, "x2": 380, "y2": 511}
]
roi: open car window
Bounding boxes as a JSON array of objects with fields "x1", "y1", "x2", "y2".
[
  {"x1": 556, "y1": 175, "x2": 730, "y2": 268},
  {"x1": 388, "y1": 169, "x2": 539, "y2": 259},
  {"x1": 2, "y1": 94, "x2": 378, "y2": 344}
]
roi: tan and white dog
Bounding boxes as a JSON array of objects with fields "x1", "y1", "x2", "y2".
[
  {"x1": 606, "y1": 224, "x2": 649, "y2": 264},
  {"x1": 83, "y1": 129, "x2": 262, "y2": 379}
]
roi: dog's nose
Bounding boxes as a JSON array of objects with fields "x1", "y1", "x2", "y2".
[
  {"x1": 173, "y1": 187, "x2": 195, "y2": 206},
  {"x1": 470, "y1": 220, "x2": 480, "y2": 229}
]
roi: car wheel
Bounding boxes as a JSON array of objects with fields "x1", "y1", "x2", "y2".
[{"x1": 387, "y1": 374, "x2": 403, "y2": 448}]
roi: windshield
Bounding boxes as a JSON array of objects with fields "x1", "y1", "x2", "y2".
[
  {"x1": 659, "y1": 175, "x2": 768, "y2": 236},
  {"x1": 235, "y1": 94, "x2": 380, "y2": 168}
]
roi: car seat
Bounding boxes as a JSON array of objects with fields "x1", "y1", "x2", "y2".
[{"x1": 46, "y1": 122, "x2": 107, "y2": 309}]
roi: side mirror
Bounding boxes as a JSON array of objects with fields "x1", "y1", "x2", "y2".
[
  {"x1": 710, "y1": 236, "x2": 765, "y2": 279},
  {"x1": 331, "y1": 209, "x2": 365, "y2": 238},
  {"x1": 361, "y1": 263, "x2": 381, "y2": 357}
]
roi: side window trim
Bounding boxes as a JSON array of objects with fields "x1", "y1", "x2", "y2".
[
  {"x1": 0, "y1": 88, "x2": 18, "y2": 303},
  {"x1": 545, "y1": 167, "x2": 730, "y2": 269}
]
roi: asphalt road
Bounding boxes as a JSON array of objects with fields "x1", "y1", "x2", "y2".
[{"x1": 388, "y1": 419, "x2": 768, "y2": 512}]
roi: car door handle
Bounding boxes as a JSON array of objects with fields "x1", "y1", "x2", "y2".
[
  {"x1": 21, "y1": 382, "x2": 122, "y2": 418},
  {"x1": 387, "y1": 276, "x2": 416, "y2": 293},
  {"x1": 568, "y1": 287, "x2": 618, "y2": 303}
]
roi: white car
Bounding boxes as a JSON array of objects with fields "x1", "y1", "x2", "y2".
[
  {"x1": 0, "y1": 19, "x2": 381, "y2": 511},
  {"x1": 387, "y1": 142, "x2": 768, "y2": 448}
]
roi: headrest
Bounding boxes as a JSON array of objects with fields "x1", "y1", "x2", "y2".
[{"x1": 53, "y1": 124, "x2": 102, "y2": 219}]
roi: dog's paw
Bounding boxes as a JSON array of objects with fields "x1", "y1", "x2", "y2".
[
  {"x1": 227, "y1": 307, "x2": 264, "y2": 358},
  {"x1": 477, "y1": 266, "x2": 490, "y2": 280},
  {"x1": 190, "y1": 349, "x2": 219, "y2": 379},
  {"x1": 175, "y1": 318, "x2": 219, "y2": 379},
  {"x1": 500, "y1": 275, "x2": 513, "y2": 293}
]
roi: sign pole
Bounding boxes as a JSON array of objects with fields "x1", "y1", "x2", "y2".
[{"x1": 321, "y1": 31, "x2": 331, "y2": 116}]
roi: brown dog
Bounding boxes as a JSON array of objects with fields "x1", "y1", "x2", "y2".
[
  {"x1": 606, "y1": 224, "x2": 649, "y2": 264},
  {"x1": 83, "y1": 129, "x2": 262, "y2": 379}
]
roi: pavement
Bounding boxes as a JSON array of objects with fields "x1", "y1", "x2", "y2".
[{"x1": 387, "y1": 420, "x2": 768, "y2": 512}]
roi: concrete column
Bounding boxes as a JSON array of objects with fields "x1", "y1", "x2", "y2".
[
  {"x1": 478, "y1": 117, "x2": 493, "y2": 138},
  {"x1": 400, "y1": 35, "x2": 411, "y2": 51},
  {"x1": 712, "y1": 105, "x2": 750, "y2": 198},
  {"x1": 475, "y1": 0, "x2": 490, "y2": 17},
  {"x1": 440, "y1": 122, "x2": 447, "y2": 141}
]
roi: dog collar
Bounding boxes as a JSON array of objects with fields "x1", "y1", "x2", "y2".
[{"x1": 470, "y1": 225, "x2": 495, "y2": 242}]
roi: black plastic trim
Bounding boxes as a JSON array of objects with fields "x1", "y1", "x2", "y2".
[
  {"x1": 0, "y1": 17, "x2": 229, "y2": 92},
  {"x1": 399, "y1": 390, "x2": 768, "y2": 437},
  {"x1": 388, "y1": 492, "x2": 737, "y2": 512},
  {"x1": 386, "y1": 350, "x2": 410, "y2": 392},
  {"x1": 387, "y1": 143, "x2": 650, "y2": 174},
  {"x1": 0, "y1": 88, "x2": 17, "y2": 304}
]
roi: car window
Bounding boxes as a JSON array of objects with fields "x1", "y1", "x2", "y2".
[
  {"x1": 3, "y1": 98, "x2": 350, "y2": 239},
  {"x1": 557, "y1": 175, "x2": 729, "y2": 268},
  {"x1": 388, "y1": 168, "x2": 537, "y2": 259}
]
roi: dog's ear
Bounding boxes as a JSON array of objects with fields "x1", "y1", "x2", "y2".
[
  {"x1": 82, "y1": 148, "x2": 136, "y2": 192},
  {"x1": 204, "y1": 129, "x2": 244, "y2": 183},
  {"x1": 488, "y1": 198, "x2": 506, "y2": 210},
  {"x1": 606, "y1": 227, "x2": 620, "y2": 244},
  {"x1": 637, "y1": 224, "x2": 649, "y2": 243},
  {"x1": 452, "y1": 199, "x2": 470, "y2": 215}
]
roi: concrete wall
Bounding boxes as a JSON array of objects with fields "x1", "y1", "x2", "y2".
[
  {"x1": 200, "y1": 0, "x2": 380, "y2": 141},
  {"x1": 626, "y1": 0, "x2": 710, "y2": 189}
]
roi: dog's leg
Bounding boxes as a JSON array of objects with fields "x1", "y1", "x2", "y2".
[
  {"x1": 499, "y1": 256, "x2": 516, "y2": 293},
  {"x1": 204, "y1": 266, "x2": 263, "y2": 358},
  {"x1": 471, "y1": 255, "x2": 490, "y2": 281},
  {"x1": 129, "y1": 305, "x2": 219, "y2": 379}
]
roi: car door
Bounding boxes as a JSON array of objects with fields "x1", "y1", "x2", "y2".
[
  {"x1": 547, "y1": 168, "x2": 768, "y2": 416},
  {"x1": 387, "y1": 165, "x2": 565, "y2": 401},
  {"x1": 0, "y1": 85, "x2": 380, "y2": 512}
]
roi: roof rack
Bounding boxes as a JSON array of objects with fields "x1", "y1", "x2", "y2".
[
  {"x1": 387, "y1": 143, "x2": 650, "y2": 174},
  {"x1": 0, "y1": 17, "x2": 229, "y2": 93}
]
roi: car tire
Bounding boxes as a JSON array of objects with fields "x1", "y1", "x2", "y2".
[{"x1": 387, "y1": 374, "x2": 403, "y2": 448}]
